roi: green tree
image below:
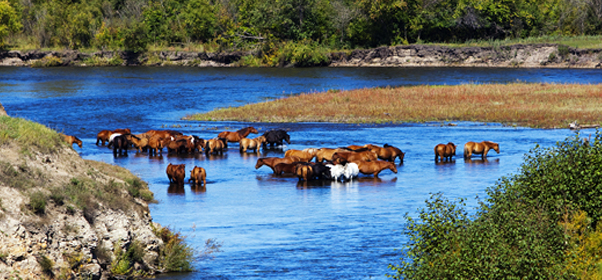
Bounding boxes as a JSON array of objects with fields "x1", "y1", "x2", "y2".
[
  {"x1": 183, "y1": 0, "x2": 216, "y2": 42},
  {"x1": 389, "y1": 132, "x2": 602, "y2": 279},
  {"x1": 0, "y1": 0, "x2": 21, "y2": 47}
]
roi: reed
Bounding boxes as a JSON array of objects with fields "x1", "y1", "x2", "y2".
[{"x1": 185, "y1": 83, "x2": 602, "y2": 128}]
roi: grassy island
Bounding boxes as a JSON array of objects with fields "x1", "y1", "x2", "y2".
[{"x1": 185, "y1": 83, "x2": 602, "y2": 128}]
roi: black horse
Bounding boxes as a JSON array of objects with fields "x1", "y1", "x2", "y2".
[
  {"x1": 112, "y1": 134, "x2": 138, "y2": 156},
  {"x1": 262, "y1": 129, "x2": 291, "y2": 148}
]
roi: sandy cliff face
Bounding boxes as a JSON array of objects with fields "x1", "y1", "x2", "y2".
[{"x1": 0, "y1": 109, "x2": 165, "y2": 280}]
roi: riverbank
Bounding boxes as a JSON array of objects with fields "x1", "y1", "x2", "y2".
[
  {"x1": 0, "y1": 109, "x2": 194, "y2": 279},
  {"x1": 2, "y1": 44, "x2": 602, "y2": 68},
  {"x1": 184, "y1": 83, "x2": 602, "y2": 128}
]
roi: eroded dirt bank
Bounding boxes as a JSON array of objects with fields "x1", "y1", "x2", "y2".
[{"x1": 1, "y1": 44, "x2": 600, "y2": 68}]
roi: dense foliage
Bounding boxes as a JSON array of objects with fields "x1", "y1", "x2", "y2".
[
  {"x1": 389, "y1": 132, "x2": 602, "y2": 279},
  {"x1": 3, "y1": 0, "x2": 602, "y2": 52}
]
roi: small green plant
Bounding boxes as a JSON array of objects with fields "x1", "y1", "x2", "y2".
[
  {"x1": 29, "y1": 191, "x2": 46, "y2": 214},
  {"x1": 31, "y1": 55, "x2": 62, "y2": 67},
  {"x1": 558, "y1": 45, "x2": 570, "y2": 58},
  {"x1": 37, "y1": 254, "x2": 54, "y2": 275},
  {"x1": 548, "y1": 52, "x2": 556, "y2": 61},
  {"x1": 50, "y1": 192, "x2": 64, "y2": 206}
]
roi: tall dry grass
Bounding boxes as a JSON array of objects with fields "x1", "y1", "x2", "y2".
[{"x1": 185, "y1": 83, "x2": 602, "y2": 128}]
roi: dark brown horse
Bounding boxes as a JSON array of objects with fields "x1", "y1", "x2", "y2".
[
  {"x1": 166, "y1": 163, "x2": 186, "y2": 186},
  {"x1": 364, "y1": 144, "x2": 405, "y2": 164},
  {"x1": 60, "y1": 133, "x2": 82, "y2": 148},
  {"x1": 463, "y1": 141, "x2": 500, "y2": 159},
  {"x1": 273, "y1": 162, "x2": 300, "y2": 176},
  {"x1": 357, "y1": 160, "x2": 398, "y2": 177},
  {"x1": 434, "y1": 142, "x2": 456, "y2": 162},
  {"x1": 218, "y1": 127, "x2": 258, "y2": 148}
]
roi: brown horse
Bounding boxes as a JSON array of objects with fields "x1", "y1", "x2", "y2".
[
  {"x1": 145, "y1": 129, "x2": 183, "y2": 140},
  {"x1": 315, "y1": 148, "x2": 348, "y2": 162},
  {"x1": 205, "y1": 138, "x2": 225, "y2": 155},
  {"x1": 464, "y1": 141, "x2": 500, "y2": 159},
  {"x1": 357, "y1": 160, "x2": 398, "y2": 177},
  {"x1": 240, "y1": 136, "x2": 266, "y2": 153},
  {"x1": 164, "y1": 137, "x2": 188, "y2": 154},
  {"x1": 218, "y1": 127, "x2": 258, "y2": 148},
  {"x1": 166, "y1": 163, "x2": 185, "y2": 186},
  {"x1": 148, "y1": 135, "x2": 165, "y2": 156},
  {"x1": 255, "y1": 156, "x2": 301, "y2": 172},
  {"x1": 332, "y1": 149, "x2": 378, "y2": 164},
  {"x1": 96, "y1": 128, "x2": 131, "y2": 145},
  {"x1": 60, "y1": 133, "x2": 82, "y2": 148},
  {"x1": 284, "y1": 149, "x2": 314, "y2": 162},
  {"x1": 364, "y1": 144, "x2": 405, "y2": 164},
  {"x1": 189, "y1": 166, "x2": 207, "y2": 186},
  {"x1": 130, "y1": 134, "x2": 150, "y2": 153},
  {"x1": 295, "y1": 163, "x2": 313, "y2": 181},
  {"x1": 273, "y1": 162, "x2": 300, "y2": 176},
  {"x1": 434, "y1": 142, "x2": 456, "y2": 162}
]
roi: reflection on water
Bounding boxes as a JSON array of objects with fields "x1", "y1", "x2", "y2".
[
  {"x1": 464, "y1": 158, "x2": 501, "y2": 165},
  {"x1": 0, "y1": 67, "x2": 598, "y2": 280},
  {"x1": 167, "y1": 184, "x2": 186, "y2": 195}
]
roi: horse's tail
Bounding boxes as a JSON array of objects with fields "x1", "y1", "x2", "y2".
[{"x1": 463, "y1": 144, "x2": 470, "y2": 158}]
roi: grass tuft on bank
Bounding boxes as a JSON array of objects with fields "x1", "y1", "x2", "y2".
[{"x1": 185, "y1": 83, "x2": 602, "y2": 128}]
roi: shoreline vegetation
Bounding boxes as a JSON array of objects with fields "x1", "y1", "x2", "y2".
[{"x1": 184, "y1": 83, "x2": 602, "y2": 129}]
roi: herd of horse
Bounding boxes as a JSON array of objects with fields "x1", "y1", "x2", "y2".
[{"x1": 58, "y1": 126, "x2": 500, "y2": 188}]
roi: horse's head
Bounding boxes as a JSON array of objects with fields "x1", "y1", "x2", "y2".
[
  {"x1": 255, "y1": 158, "x2": 265, "y2": 169},
  {"x1": 489, "y1": 142, "x2": 500, "y2": 154},
  {"x1": 74, "y1": 137, "x2": 83, "y2": 148},
  {"x1": 284, "y1": 133, "x2": 291, "y2": 144},
  {"x1": 249, "y1": 127, "x2": 258, "y2": 134},
  {"x1": 388, "y1": 162, "x2": 398, "y2": 173}
]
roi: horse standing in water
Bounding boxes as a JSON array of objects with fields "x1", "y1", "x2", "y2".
[
  {"x1": 434, "y1": 142, "x2": 456, "y2": 162},
  {"x1": 463, "y1": 141, "x2": 499, "y2": 159},
  {"x1": 218, "y1": 127, "x2": 258, "y2": 148}
]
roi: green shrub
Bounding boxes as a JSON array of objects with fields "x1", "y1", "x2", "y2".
[
  {"x1": 279, "y1": 40, "x2": 330, "y2": 67},
  {"x1": 558, "y1": 45, "x2": 570, "y2": 58},
  {"x1": 390, "y1": 132, "x2": 602, "y2": 279},
  {"x1": 37, "y1": 254, "x2": 54, "y2": 275},
  {"x1": 153, "y1": 225, "x2": 194, "y2": 272},
  {"x1": 29, "y1": 191, "x2": 46, "y2": 214}
]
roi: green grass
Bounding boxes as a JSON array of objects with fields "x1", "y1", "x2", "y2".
[
  {"x1": 431, "y1": 35, "x2": 602, "y2": 49},
  {"x1": 0, "y1": 116, "x2": 64, "y2": 154}
]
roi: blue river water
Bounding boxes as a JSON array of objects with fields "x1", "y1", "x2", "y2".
[{"x1": 0, "y1": 66, "x2": 599, "y2": 279}]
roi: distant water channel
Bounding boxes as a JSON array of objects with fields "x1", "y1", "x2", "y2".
[{"x1": 1, "y1": 67, "x2": 600, "y2": 279}]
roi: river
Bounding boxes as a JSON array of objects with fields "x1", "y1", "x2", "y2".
[{"x1": 0, "y1": 66, "x2": 599, "y2": 279}]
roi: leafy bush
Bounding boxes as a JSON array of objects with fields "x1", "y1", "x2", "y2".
[
  {"x1": 279, "y1": 40, "x2": 330, "y2": 67},
  {"x1": 390, "y1": 132, "x2": 602, "y2": 279},
  {"x1": 153, "y1": 225, "x2": 194, "y2": 272},
  {"x1": 29, "y1": 191, "x2": 46, "y2": 214}
]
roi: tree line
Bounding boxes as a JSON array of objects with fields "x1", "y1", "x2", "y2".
[{"x1": 1, "y1": 0, "x2": 602, "y2": 52}]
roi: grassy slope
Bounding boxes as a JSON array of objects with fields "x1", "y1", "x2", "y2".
[{"x1": 185, "y1": 83, "x2": 602, "y2": 128}]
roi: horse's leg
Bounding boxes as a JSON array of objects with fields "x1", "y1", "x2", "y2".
[{"x1": 482, "y1": 148, "x2": 489, "y2": 159}]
